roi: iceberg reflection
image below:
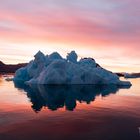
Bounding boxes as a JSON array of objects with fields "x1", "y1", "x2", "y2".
[{"x1": 14, "y1": 81, "x2": 131, "y2": 112}]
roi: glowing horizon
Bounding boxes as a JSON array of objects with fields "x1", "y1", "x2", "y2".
[{"x1": 0, "y1": 0, "x2": 140, "y2": 72}]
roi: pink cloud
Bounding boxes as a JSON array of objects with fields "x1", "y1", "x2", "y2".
[{"x1": 0, "y1": 0, "x2": 140, "y2": 71}]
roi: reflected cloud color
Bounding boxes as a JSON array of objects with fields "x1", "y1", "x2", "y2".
[
  {"x1": 14, "y1": 81, "x2": 131, "y2": 112},
  {"x1": 0, "y1": 0, "x2": 140, "y2": 72},
  {"x1": 0, "y1": 75, "x2": 140, "y2": 140}
]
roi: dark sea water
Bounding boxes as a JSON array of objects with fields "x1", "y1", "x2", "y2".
[{"x1": 0, "y1": 74, "x2": 140, "y2": 140}]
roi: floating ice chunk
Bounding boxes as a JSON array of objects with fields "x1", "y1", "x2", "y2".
[
  {"x1": 14, "y1": 50, "x2": 132, "y2": 86},
  {"x1": 124, "y1": 73, "x2": 140, "y2": 79},
  {"x1": 5, "y1": 77, "x2": 13, "y2": 81}
]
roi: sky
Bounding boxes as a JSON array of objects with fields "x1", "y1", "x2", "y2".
[{"x1": 0, "y1": 0, "x2": 140, "y2": 72}]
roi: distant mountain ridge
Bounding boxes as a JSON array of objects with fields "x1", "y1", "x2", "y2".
[
  {"x1": 0, "y1": 61, "x2": 5, "y2": 66},
  {"x1": 0, "y1": 61, "x2": 27, "y2": 73}
]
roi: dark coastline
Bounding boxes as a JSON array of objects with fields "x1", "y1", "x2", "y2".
[{"x1": 0, "y1": 61, "x2": 27, "y2": 74}]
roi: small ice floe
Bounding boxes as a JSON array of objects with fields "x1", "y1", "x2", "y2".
[
  {"x1": 124, "y1": 73, "x2": 140, "y2": 79},
  {"x1": 5, "y1": 77, "x2": 13, "y2": 81},
  {"x1": 2, "y1": 74, "x2": 14, "y2": 82}
]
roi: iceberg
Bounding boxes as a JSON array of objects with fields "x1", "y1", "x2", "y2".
[{"x1": 14, "y1": 51, "x2": 131, "y2": 86}]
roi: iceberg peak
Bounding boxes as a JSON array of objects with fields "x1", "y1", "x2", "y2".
[
  {"x1": 49, "y1": 52, "x2": 63, "y2": 60},
  {"x1": 67, "y1": 51, "x2": 78, "y2": 63},
  {"x1": 34, "y1": 50, "x2": 44, "y2": 58},
  {"x1": 34, "y1": 51, "x2": 46, "y2": 64}
]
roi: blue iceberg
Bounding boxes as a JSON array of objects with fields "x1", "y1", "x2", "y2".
[{"x1": 14, "y1": 51, "x2": 131, "y2": 86}]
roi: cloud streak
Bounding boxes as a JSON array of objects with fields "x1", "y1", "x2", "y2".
[{"x1": 0, "y1": 0, "x2": 140, "y2": 72}]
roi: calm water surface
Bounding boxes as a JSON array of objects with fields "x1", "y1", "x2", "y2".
[{"x1": 0, "y1": 74, "x2": 140, "y2": 140}]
